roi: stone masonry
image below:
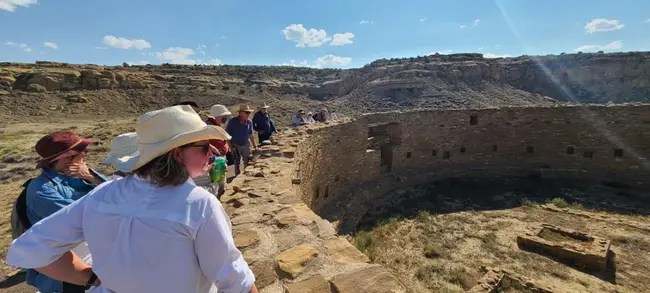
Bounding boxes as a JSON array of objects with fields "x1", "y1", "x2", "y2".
[
  {"x1": 222, "y1": 103, "x2": 648, "y2": 292},
  {"x1": 293, "y1": 104, "x2": 650, "y2": 232}
]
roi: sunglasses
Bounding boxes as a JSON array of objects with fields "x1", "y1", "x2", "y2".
[{"x1": 181, "y1": 143, "x2": 211, "y2": 154}]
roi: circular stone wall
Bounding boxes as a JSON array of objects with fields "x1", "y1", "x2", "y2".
[{"x1": 294, "y1": 104, "x2": 650, "y2": 232}]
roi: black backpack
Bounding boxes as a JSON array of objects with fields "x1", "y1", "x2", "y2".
[{"x1": 11, "y1": 179, "x2": 34, "y2": 239}]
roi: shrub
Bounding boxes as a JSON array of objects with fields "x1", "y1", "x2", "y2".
[{"x1": 547, "y1": 197, "x2": 569, "y2": 208}]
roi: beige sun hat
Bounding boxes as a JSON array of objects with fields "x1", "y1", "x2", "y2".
[
  {"x1": 128, "y1": 105, "x2": 231, "y2": 171},
  {"x1": 260, "y1": 102, "x2": 270, "y2": 109},
  {"x1": 103, "y1": 132, "x2": 140, "y2": 172},
  {"x1": 209, "y1": 104, "x2": 232, "y2": 117},
  {"x1": 238, "y1": 104, "x2": 253, "y2": 113}
]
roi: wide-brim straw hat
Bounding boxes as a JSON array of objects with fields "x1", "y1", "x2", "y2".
[
  {"x1": 128, "y1": 105, "x2": 231, "y2": 171},
  {"x1": 260, "y1": 102, "x2": 270, "y2": 109},
  {"x1": 35, "y1": 131, "x2": 94, "y2": 168},
  {"x1": 209, "y1": 104, "x2": 232, "y2": 117},
  {"x1": 103, "y1": 132, "x2": 140, "y2": 172},
  {"x1": 238, "y1": 104, "x2": 253, "y2": 113}
]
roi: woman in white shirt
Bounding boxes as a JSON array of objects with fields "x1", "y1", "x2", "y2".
[{"x1": 7, "y1": 105, "x2": 259, "y2": 293}]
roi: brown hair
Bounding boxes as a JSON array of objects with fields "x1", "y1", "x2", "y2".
[{"x1": 133, "y1": 150, "x2": 189, "y2": 187}]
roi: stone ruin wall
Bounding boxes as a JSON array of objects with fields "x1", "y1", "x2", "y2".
[{"x1": 294, "y1": 104, "x2": 650, "y2": 232}]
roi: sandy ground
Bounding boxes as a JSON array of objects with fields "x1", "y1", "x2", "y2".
[{"x1": 351, "y1": 179, "x2": 650, "y2": 293}]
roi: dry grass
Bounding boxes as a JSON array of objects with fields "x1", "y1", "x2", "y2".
[{"x1": 352, "y1": 192, "x2": 650, "y2": 293}]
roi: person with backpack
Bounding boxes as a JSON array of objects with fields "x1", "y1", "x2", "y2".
[
  {"x1": 7, "y1": 105, "x2": 258, "y2": 293},
  {"x1": 19, "y1": 130, "x2": 107, "y2": 293}
]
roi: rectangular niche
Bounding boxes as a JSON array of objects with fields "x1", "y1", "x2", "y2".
[{"x1": 516, "y1": 224, "x2": 611, "y2": 270}]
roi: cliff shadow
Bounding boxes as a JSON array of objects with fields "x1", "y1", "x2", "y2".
[{"x1": 347, "y1": 175, "x2": 650, "y2": 233}]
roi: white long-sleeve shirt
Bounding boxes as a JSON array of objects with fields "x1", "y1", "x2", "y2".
[{"x1": 7, "y1": 176, "x2": 255, "y2": 293}]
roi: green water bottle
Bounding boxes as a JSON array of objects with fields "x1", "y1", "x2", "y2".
[{"x1": 212, "y1": 156, "x2": 227, "y2": 183}]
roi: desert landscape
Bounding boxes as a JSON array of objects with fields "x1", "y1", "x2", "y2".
[{"x1": 1, "y1": 52, "x2": 650, "y2": 293}]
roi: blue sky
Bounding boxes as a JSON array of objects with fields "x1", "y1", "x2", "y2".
[{"x1": 1, "y1": 0, "x2": 649, "y2": 68}]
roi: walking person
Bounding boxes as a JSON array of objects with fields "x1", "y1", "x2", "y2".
[
  {"x1": 226, "y1": 104, "x2": 258, "y2": 175},
  {"x1": 23, "y1": 131, "x2": 107, "y2": 293},
  {"x1": 202, "y1": 104, "x2": 233, "y2": 197},
  {"x1": 252, "y1": 102, "x2": 276, "y2": 146},
  {"x1": 7, "y1": 105, "x2": 258, "y2": 293}
]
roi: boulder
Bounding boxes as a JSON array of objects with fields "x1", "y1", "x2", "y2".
[
  {"x1": 28, "y1": 73, "x2": 60, "y2": 91},
  {"x1": 66, "y1": 94, "x2": 90, "y2": 103},
  {"x1": 26, "y1": 84, "x2": 46, "y2": 92},
  {"x1": 275, "y1": 244, "x2": 318, "y2": 279},
  {"x1": 0, "y1": 75, "x2": 15, "y2": 87}
]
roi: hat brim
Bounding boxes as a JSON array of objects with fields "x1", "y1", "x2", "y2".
[
  {"x1": 103, "y1": 150, "x2": 140, "y2": 173},
  {"x1": 130, "y1": 125, "x2": 231, "y2": 171},
  {"x1": 36, "y1": 138, "x2": 94, "y2": 168},
  {"x1": 209, "y1": 110, "x2": 232, "y2": 117}
]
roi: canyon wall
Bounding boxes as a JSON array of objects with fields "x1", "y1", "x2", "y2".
[{"x1": 294, "y1": 104, "x2": 650, "y2": 232}]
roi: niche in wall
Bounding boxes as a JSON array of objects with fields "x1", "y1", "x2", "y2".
[
  {"x1": 470, "y1": 114, "x2": 478, "y2": 125},
  {"x1": 492, "y1": 145, "x2": 498, "y2": 152},
  {"x1": 460, "y1": 147, "x2": 466, "y2": 154},
  {"x1": 432, "y1": 149, "x2": 438, "y2": 156},
  {"x1": 614, "y1": 149, "x2": 623, "y2": 158},
  {"x1": 583, "y1": 151, "x2": 594, "y2": 158},
  {"x1": 526, "y1": 146, "x2": 534, "y2": 154},
  {"x1": 443, "y1": 151, "x2": 451, "y2": 160},
  {"x1": 566, "y1": 147, "x2": 575, "y2": 155},
  {"x1": 406, "y1": 152, "x2": 412, "y2": 158}
]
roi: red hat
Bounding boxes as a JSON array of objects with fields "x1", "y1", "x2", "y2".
[{"x1": 35, "y1": 131, "x2": 94, "y2": 168}]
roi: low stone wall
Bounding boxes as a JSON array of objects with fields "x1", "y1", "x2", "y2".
[
  {"x1": 294, "y1": 104, "x2": 650, "y2": 231},
  {"x1": 219, "y1": 132, "x2": 406, "y2": 292}
]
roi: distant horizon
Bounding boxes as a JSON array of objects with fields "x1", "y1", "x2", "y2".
[{"x1": 1, "y1": 49, "x2": 644, "y2": 70}]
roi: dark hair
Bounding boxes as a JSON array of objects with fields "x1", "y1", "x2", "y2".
[{"x1": 133, "y1": 150, "x2": 189, "y2": 187}]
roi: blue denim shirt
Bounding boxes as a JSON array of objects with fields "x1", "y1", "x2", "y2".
[{"x1": 25, "y1": 168, "x2": 106, "y2": 293}]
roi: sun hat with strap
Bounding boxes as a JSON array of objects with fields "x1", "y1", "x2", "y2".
[
  {"x1": 35, "y1": 131, "x2": 94, "y2": 168},
  {"x1": 127, "y1": 105, "x2": 232, "y2": 171}
]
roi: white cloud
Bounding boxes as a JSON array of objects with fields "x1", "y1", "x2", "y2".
[
  {"x1": 428, "y1": 49, "x2": 453, "y2": 55},
  {"x1": 43, "y1": 41, "x2": 58, "y2": 49},
  {"x1": 197, "y1": 44, "x2": 207, "y2": 56},
  {"x1": 460, "y1": 19, "x2": 480, "y2": 29},
  {"x1": 154, "y1": 47, "x2": 223, "y2": 65},
  {"x1": 125, "y1": 61, "x2": 150, "y2": 65},
  {"x1": 282, "y1": 54, "x2": 352, "y2": 68},
  {"x1": 102, "y1": 35, "x2": 151, "y2": 50},
  {"x1": 584, "y1": 18, "x2": 624, "y2": 33},
  {"x1": 484, "y1": 53, "x2": 511, "y2": 58},
  {"x1": 478, "y1": 47, "x2": 484, "y2": 51},
  {"x1": 330, "y1": 32, "x2": 354, "y2": 46},
  {"x1": 645, "y1": 18, "x2": 650, "y2": 23},
  {"x1": 282, "y1": 24, "x2": 331, "y2": 48},
  {"x1": 0, "y1": 0, "x2": 38, "y2": 12},
  {"x1": 155, "y1": 47, "x2": 196, "y2": 64},
  {"x1": 574, "y1": 40, "x2": 622, "y2": 52},
  {"x1": 221, "y1": 36, "x2": 227, "y2": 39},
  {"x1": 360, "y1": 20, "x2": 373, "y2": 25},
  {"x1": 5, "y1": 41, "x2": 31, "y2": 52},
  {"x1": 315, "y1": 54, "x2": 352, "y2": 67},
  {"x1": 95, "y1": 46, "x2": 109, "y2": 50},
  {"x1": 419, "y1": 18, "x2": 426, "y2": 23}
]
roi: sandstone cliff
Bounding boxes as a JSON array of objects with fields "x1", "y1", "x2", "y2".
[{"x1": 1, "y1": 51, "x2": 648, "y2": 124}]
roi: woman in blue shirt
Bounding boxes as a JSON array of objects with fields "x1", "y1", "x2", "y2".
[{"x1": 26, "y1": 131, "x2": 106, "y2": 293}]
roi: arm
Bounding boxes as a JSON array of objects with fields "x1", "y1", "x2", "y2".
[
  {"x1": 269, "y1": 118, "x2": 276, "y2": 133},
  {"x1": 35, "y1": 251, "x2": 99, "y2": 287},
  {"x1": 7, "y1": 191, "x2": 88, "y2": 271},
  {"x1": 252, "y1": 113, "x2": 260, "y2": 131},
  {"x1": 29, "y1": 184, "x2": 76, "y2": 220},
  {"x1": 194, "y1": 199, "x2": 257, "y2": 293},
  {"x1": 248, "y1": 122, "x2": 256, "y2": 147}
]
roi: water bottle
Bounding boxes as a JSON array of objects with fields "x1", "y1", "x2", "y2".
[{"x1": 211, "y1": 155, "x2": 227, "y2": 183}]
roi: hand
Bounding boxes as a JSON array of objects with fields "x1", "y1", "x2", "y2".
[
  {"x1": 209, "y1": 144, "x2": 221, "y2": 156},
  {"x1": 65, "y1": 162, "x2": 93, "y2": 181}
]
